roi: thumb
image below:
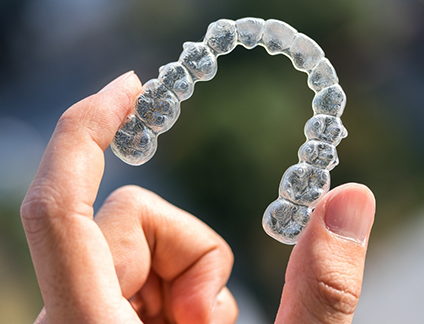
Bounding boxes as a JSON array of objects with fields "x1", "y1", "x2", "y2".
[{"x1": 275, "y1": 183, "x2": 375, "y2": 324}]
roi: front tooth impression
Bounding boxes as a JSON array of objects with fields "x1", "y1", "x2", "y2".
[
  {"x1": 288, "y1": 33, "x2": 325, "y2": 72},
  {"x1": 308, "y1": 58, "x2": 339, "y2": 92},
  {"x1": 235, "y1": 17, "x2": 265, "y2": 49},
  {"x1": 261, "y1": 19, "x2": 297, "y2": 55}
]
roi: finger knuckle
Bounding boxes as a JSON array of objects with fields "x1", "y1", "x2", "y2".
[
  {"x1": 20, "y1": 183, "x2": 61, "y2": 238},
  {"x1": 311, "y1": 270, "x2": 361, "y2": 318},
  {"x1": 219, "y1": 238, "x2": 234, "y2": 267},
  {"x1": 56, "y1": 105, "x2": 86, "y2": 133},
  {"x1": 113, "y1": 185, "x2": 154, "y2": 199},
  {"x1": 107, "y1": 185, "x2": 160, "y2": 208},
  {"x1": 57, "y1": 97, "x2": 115, "y2": 148}
]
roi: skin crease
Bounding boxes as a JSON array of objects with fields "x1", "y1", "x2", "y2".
[{"x1": 22, "y1": 72, "x2": 375, "y2": 324}]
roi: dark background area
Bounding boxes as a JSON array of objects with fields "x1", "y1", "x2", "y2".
[{"x1": 1, "y1": 0, "x2": 424, "y2": 322}]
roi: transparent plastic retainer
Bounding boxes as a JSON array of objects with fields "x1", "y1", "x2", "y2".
[{"x1": 111, "y1": 18, "x2": 348, "y2": 245}]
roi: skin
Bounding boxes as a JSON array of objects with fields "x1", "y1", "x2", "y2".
[{"x1": 21, "y1": 71, "x2": 375, "y2": 324}]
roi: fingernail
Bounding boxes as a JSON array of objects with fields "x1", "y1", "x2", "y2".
[
  {"x1": 98, "y1": 71, "x2": 134, "y2": 93},
  {"x1": 325, "y1": 184, "x2": 375, "y2": 244}
]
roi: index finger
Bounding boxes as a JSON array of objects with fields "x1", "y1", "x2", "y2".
[
  {"x1": 94, "y1": 185, "x2": 236, "y2": 323},
  {"x1": 24, "y1": 71, "x2": 139, "y2": 222},
  {"x1": 21, "y1": 71, "x2": 143, "y2": 323}
]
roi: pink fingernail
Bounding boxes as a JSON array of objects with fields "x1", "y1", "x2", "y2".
[
  {"x1": 98, "y1": 71, "x2": 134, "y2": 93},
  {"x1": 325, "y1": 184, "x2": 375, "y2": 244}
]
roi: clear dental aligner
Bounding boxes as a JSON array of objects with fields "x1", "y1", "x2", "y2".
[{"x1": 111, "y1": 18, "x2": 348, "y2": 245}]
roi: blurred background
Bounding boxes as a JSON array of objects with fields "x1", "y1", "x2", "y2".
[{"x1": 1, "y1": 0, "x2": 424, "y2": 323}]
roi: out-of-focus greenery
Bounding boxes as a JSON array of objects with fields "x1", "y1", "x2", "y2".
[{"x1": 1, "y1": 0, "x2": 424, "y2": 322}]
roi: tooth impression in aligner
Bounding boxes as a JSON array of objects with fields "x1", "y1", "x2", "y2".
[{"x1": 111, "y1": 18, "x2": 347, "y2": 245}]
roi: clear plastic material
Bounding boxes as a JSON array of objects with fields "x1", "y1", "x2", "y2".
[
  {"x1": 263, "y1": 198, "x2": 312, "y2": 244},
  {"x1": 158, "y1": 62, "x2": 194, "y2": 101},
  {"x1": 179, "y1": 42, "x2": 218, "y2": 81},
  {"x1": 279, "y1": 163, "x2": 330, "y2": 207},
  {"x1": 298, "y1": 140, "x2": 338, "y2": 171},
  {"x1": 308, "y1": 58, "x2": 339, "y2": 92},
  {"x1": 205, "y1": 19, "x2": 238, "y2": 55},
  {"x1": 236, "y1": 18, "x2": 265, "y2": 49},
  {"x1": 261, "y1": 19, "x2": 297, "y2": 55},
  {"x1": 288, "y1": 33, "x2": 325, "y2": 72},
  {"x1": 135, "y1": 79, "x2": 180, "y2": 134},
  {"x1": 110, "y1": 115, "x2": 157, "y2": 166},
  {"x1": 111, "y1": 18, "x2": 348, "y2": 245},
  {"x1": 312, "y1": 84, "x2": 346, "y2": 117},
  {"x1": 304, "y1": 114, "x2": 348, "y2": 146}
]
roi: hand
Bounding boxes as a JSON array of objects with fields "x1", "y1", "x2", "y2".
[
  {"x1": 21, "y1": 71, "x2": 237, "y2": 324},
  {"x1": 21, "y1": 71, "x2": 375, "y2": 324},
  {"x1": 275, "y1": 182, "x2": 375, "y2": 323}
]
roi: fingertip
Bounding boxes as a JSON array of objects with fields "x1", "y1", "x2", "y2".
[
  {"x1": 171, "y1": 246, "x2": 234, "y2": 324},
  {"x1": 210, "y1": 287, "x2": 238, "y2": 324},
  {"x1": 98, "y1": 71, "x2": 142, "y2": 99},
  {"x1": 95, "y1": 70, "x2": 142, "y2": 129},
  {"x1": 98, "y1": 71, "x2": 136, "y2": 93},
  {"x1": 277, "y1": 183, "x2": 376, "y2": 323},
  {"x1": 324, "y1": 183, "x2": 375, "y2": 245},
  {"x1": 59, "y1": 71, "x2": 143, "y2": 151},
  {"x1": 326, "y1": 183, "x2": 375, "y2": 207},
  {"x1": 299, "y1": 183, "x2": 375, "y2": 247}
]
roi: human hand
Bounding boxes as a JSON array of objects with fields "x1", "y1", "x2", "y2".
[
  {"x1": 274, "y1": 183, "x2": 375, "y2": 323},
  {"x1": 21, "y1": 71, "x2": 237, "y2": 324},
  {"x1": 21, "y1": 71, "x2": 375, "y2": 324}
]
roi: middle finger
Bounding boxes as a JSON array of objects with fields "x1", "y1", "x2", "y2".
[{"x1": 95, "y1": 185, "x2": 237, "y2": 324}]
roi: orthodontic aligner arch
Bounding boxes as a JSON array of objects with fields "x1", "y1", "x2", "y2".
[{"x1": 111, "y1": 17, "x2": 348, "y2": 245}]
